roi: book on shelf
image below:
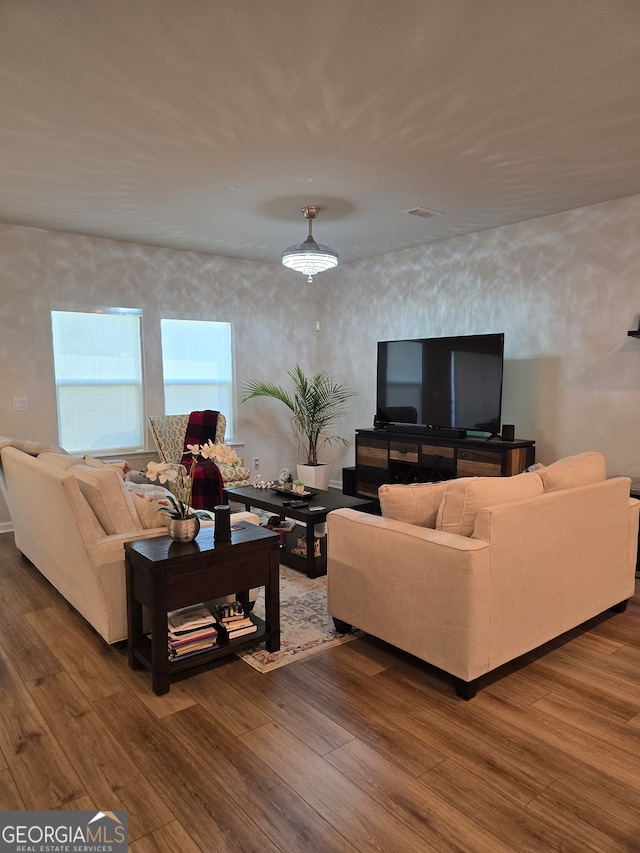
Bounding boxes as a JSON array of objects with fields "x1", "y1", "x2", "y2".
[
  {"x1": 219, "y1": 617, "x2": 254, "y2": 631},
  {"x1": 168, "y1": 603, "x2": 216, "y2": 634},
  {"x1": 225, "y1": 623, "x2": 258, "y2": 639},
  {"x1": 168, "y1": 621, "x2": 218, "y2": 638},
  {"x1": 169, "y1": 641, "x2": 219, "y2": 660},
  {"x1": 168, "y1": 628, "x2": 218, "y2": 648},
  {"x1": 170, "y1": 640, "x2": 217, "y2": 656},
  {"x1": 166, "y1": 605, "x2": 218, "y2": 660}
]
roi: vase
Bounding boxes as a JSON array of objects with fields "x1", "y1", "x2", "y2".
[
  {"x1": 297, "y1": 463, "x2": 331, "y2": 491},
  {"x1": 167, "y1": 516, "x2": 200, "y2": 543}
]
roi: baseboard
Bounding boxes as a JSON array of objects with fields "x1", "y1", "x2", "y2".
[{"x1": 0, "y1": 521, "x2": 13, "y2": 534}]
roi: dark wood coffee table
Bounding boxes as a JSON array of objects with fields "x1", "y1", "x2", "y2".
[
  {"x1": 126, "y1": 521, "x2": 280, "y2": 694},
  {"x1": 224, "y1": 485, "x2": 373, "y2": 578}
]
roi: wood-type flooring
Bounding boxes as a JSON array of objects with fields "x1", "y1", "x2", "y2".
[{"x1": 0, "y1": 531, "x2": 639, "y2": 851}]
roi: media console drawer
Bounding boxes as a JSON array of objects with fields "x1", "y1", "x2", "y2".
[
  {"x1": 390, "y1": 441, "x2": 418, "y2": 463},
  {"x1": 357, "y1": 438, "x2": 388, "y2": 469},
  {"x1": 421, "y1": 444, "x2": 455, "y2": 460},
  {"x1": 457, "y1": 449, "x2": 503, "y2": 477}
]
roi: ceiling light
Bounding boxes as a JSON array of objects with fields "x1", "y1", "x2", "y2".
[{"x1": 281, "y1": 206, "x2": 339, "y2": 283}]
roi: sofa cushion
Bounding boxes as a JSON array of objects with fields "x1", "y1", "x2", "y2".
[
  {"x1": 71, "y1": 464, "x2": 142, "y2": 535},
  {"x1": 0, "y1": 437, "x2": 68, "y2": 456},
  {"x1": 379, "y1": 481, "x2": 448, "y2": 528},
  {"x1": 537, "y1": 451, "x2": 606, "y2": 493},
  {"x1": 436, "y1": 471, "x2": 544, "y2": 536},
  {"x1": 37, "y1": 451, "x2": 83, "y2": 470}
]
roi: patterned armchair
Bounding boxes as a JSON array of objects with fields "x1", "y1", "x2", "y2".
[{"x1": 148, "y1": 413, "x2": 251, "y2": 489}]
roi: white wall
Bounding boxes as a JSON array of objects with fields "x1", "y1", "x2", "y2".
[
  {"x1": 1, "y1": 193, "x2": 640, "y2": 526},
  {"x1": 0, "y1": 224, "x2": 324, "y2": 525},
  {"x1": 319, "y1": 193, "x2": 640, "y2": 477}
]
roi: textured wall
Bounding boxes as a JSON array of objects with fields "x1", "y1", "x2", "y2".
[
  {"x1": 0, "y1": 225, "x2": 323, "y2": 525},
  {"x1": 319, "y1": 193, "x2": 640, "y2": 477},
  {"x1": 1, "y1": 193, "x2": 640, "y2": 526}
]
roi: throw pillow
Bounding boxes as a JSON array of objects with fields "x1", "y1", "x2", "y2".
[
  {"x1": 378, "y1": 481, "x2": 448, "y2": 528},
  {"x1": 537, "y1": 451, "x2": 606, "y2": 493},
  {"x1": 125, "y1": 470, "x2": 154, "y2": 485},
  {"x1": 436, "y1": 471, "x2": 544, "y2": 537},
  {"x1": 83, "y1": 454, "x2": 131, "y2": 478},
  {"x1": 37, "y1": 451, "x2": 83, "y2": 470},
  {"x1": 72, "y1": 464, "x2": 141, "y2": 535},
  {"x1": 82, "y1": 454, "x2": 107, "y2": 469},
  {"x1": 124, "y1": 481, "x2": 173, "y2": 529}
]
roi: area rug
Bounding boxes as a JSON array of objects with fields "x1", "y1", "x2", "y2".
[{"x1": 236, "y1": 564, "x2": 362, "y2": 672}]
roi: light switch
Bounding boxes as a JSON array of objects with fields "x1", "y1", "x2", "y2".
[{"x1": 12, "y1": 396, "x2": 28, "y2": 411}]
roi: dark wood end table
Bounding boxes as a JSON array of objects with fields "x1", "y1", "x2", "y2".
[
  {"x1": 126, "y1": 521, "x2": 280, "y2": 695},
  {"x1": 224, "y1": 485, "x2": 374, "y2": 578}
]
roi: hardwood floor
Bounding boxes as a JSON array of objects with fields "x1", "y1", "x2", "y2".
[{"x1": 1, "y1": 530, "x2": 639, "y2": 851}]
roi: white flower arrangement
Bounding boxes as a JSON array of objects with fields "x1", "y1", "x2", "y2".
[
  {"x1": 143, "y1": 459, "x2": 194, "y2": 519},
  {"x1": 143, "y1": 441, "x2": 240, "y2": 519},
  {"x1": 195, "y1": 441, "x2": 241, "y2": 467}
]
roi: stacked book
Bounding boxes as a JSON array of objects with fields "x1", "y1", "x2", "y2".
[
  {"x1": 167, "y1": 604, "x2": 219, "y2": 660},
  {"x1": 215, "y1": 601, "x2": 258, "y2": 640}
]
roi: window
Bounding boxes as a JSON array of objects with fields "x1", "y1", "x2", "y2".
[
  {"x1": 51, "y1": 308, "x2": 144, "y2": 453},
  {"x1": 160, "y1": 319, "x2": 235, "y2": 438}
]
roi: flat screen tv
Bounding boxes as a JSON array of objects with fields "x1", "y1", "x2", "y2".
[{"x1": 376, "y1": 333, "x2": 504, "y2": 435}]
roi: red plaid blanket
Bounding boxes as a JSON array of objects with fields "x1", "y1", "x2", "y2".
[{"x1": 181, "y1": 410, "x2": 223, "y2": 510}]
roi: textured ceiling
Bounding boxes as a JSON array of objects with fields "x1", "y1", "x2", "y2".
[{"x1": 1, "y1": 0, "x2": 639, "y2": 267}]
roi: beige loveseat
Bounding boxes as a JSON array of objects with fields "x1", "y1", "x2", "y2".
[
  {"x1": 0, "y1": 439, "x2": 257, "y2": 644},
  {"x1": 327, "y1": 452, "x2": 639, "y2": 698}
]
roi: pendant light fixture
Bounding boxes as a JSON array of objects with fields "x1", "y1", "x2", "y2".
[{"x1": 281, "y1": 206, "x2": 339, "y2": 283}]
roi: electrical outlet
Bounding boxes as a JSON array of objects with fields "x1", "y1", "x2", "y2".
[{"x1": 254, "y1": 457, "x2": 260, "y2": 469}]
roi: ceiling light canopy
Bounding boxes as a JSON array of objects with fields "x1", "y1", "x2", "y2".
[{"x1": 281, "y1": 206, "x2": 339, "y2": 283}]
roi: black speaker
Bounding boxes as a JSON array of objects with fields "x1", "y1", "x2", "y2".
[
  {"x1": 214, "y1": 504, "x2": 232, "y2": 541},
  {"x1": 342, "y1": 466, "x2": 356, "y2": 496},
  {"x1": 502, "y1": 424, "x2": 515, "y2": 441}
]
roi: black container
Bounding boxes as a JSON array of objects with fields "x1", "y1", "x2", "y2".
[{"x1": 214, "y1": 504, "x2": 232, "y2": 542}]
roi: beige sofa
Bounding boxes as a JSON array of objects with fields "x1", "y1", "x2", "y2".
[
  {"x1": 327, "y1": 452, "x2": 639, "y2": 698},
  {"x1": 0, "y1": 439, "x2": 257, "y2": 644}
]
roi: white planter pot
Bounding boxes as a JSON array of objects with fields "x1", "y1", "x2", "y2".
[{"x1": 297, "y1": 463, "x2": 331, "y2": 491}]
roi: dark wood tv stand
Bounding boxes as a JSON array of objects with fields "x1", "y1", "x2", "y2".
[{"x1": 353, "y1": 428, "x2": 535, "y2": 500}]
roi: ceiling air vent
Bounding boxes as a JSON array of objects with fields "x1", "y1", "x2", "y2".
[{"x1": 404, "y1": 207, "x2": 443, "y2": 218}]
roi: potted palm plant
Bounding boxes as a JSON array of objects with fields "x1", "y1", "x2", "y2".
[{"x1": 241, "y1": 365, "x2": 357, "y2": 490}]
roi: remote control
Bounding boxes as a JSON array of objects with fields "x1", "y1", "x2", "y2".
[{"x1": 308, "y1": 505, "x2": 325, "y2": 512}]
